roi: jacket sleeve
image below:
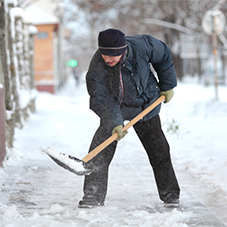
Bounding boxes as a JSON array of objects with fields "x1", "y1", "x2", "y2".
[
  {"x1": 86, "y1": 68, "x2": 124, "y2": 133},
  {"x1": 142, "y1": 35, "x2": 177, "y2": 91}
]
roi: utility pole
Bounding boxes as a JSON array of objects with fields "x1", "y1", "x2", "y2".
[{"x1": 212, "y1": 15, "x2": 219, "y2": 100}]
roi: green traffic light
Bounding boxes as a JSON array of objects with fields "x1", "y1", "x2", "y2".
[{"x1": 67, "y1": 59, "x2": 78, "y2": 67}]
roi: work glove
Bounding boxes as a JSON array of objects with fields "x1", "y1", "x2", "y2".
[
  {"x1": 160, "y1": 89, "x2": 174, "y2": 103},
  {"x1": 112, "y1": 125, "x2": 128, "y2": 141}
]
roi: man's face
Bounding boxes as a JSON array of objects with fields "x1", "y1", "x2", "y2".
[{"x1": 101, "y1": 55, "x2": 122, "y2": 67}]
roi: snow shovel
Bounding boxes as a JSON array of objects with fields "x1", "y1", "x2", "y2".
[{"x1": 43, "y1": 95, "x2": 165, "y2": 176}]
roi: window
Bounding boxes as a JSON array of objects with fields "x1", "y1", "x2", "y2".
[{"x1": 37, "y1": 32, "x2": 48, "y2": 39}]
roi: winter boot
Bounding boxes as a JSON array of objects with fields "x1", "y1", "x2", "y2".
[
  {"x1": 78, "y1": 198, "x2": 104, "y2": 209},
  {"x1": 164, "y1": 198, "x2": 180, "y2": 208}
]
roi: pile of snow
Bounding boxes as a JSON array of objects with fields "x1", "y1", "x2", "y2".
[
  {"x1": 43, "y1": 147, "x2": 93, "y2": 175},
  {"x1": 161, "y1": 80, "x2": 227, "y2": 199}
]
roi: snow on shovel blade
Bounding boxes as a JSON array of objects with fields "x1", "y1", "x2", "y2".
[{"x1": 43, "y1": 147, "x2": 94, "y2": 176}]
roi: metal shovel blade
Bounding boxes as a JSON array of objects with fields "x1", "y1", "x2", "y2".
[{"x1": 43, "y1": 147, "x2": 94, "y2": 176}]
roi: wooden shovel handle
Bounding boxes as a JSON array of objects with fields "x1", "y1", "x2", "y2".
[{"x1": 82, "y1": 95, "x2": 165, "y2": 163}]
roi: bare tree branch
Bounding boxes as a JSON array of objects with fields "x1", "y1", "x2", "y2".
[
  {"x1": 213, "y1": 0, "x2": 227, "y2": 10},
  {"x1": 143, "y1": 18, "x2": 192, "y2": 35}
]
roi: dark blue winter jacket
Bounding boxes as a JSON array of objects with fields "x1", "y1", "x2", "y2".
[{"x1": 86, "y1": 34, "x2": 177, "y2": 133}]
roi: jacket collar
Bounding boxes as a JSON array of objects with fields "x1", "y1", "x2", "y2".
[{"x1": 123, "y1": 41, "x2": 134, "y2": 72}]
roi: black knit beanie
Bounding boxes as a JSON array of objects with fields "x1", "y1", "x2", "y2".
[{"x1": 98, "y1": 28, "x2": 127, "y2": 56}]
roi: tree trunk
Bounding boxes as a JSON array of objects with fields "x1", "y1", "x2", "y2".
[
  {"x1": 172, "y1": 54, "x2": 184, "y2": 81},
  {"x1": 0, "y1": 2, "x2": 12, "y2": 110},
  {"x1": 7, "y1": 4, "x2": 22, "y2": 128}
]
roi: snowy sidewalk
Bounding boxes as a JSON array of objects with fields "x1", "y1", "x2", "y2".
[
  {"x1": 1, "y1": 76, "x2": 227, "y2": 226},
  {"x1": 0, "y1": 152, "x2": 226, "y2": 227}
]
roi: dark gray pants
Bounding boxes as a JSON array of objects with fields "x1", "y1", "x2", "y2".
[{"x1": 82, "y1": 115, "x2": 180, "y2": 203}]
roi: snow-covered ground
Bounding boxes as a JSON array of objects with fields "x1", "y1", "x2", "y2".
[{"x1": 0, "y1": 75, "x2": 227, "y2": 227}]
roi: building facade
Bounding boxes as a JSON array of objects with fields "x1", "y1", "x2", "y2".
[{"x1": 25, "y1": 4, "x2": 65, "y2": 93}]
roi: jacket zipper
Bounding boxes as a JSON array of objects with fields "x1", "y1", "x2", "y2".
[{"x1": 119, "y1": 70, "x2": 124, "y2": 106}]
